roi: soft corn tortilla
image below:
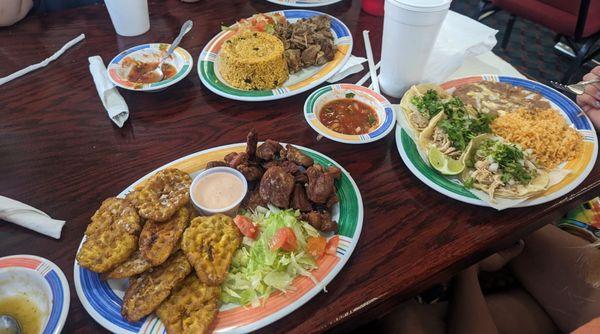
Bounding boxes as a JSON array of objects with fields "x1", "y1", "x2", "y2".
[
  {"x1": 399, "y1": 83, "x2": 451, "y2": 135},
  {"x1": 460, "y1": 134, "x2": 549, "y2": 199}
]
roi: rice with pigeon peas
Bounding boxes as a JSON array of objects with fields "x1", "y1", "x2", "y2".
[{"x1": 491, "y1": 108, "x2": 582, "y2": 169}]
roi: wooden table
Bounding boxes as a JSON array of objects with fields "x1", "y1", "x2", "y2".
[{"x1": 1, "y1": 1, "x2": 598, "y2": 333}]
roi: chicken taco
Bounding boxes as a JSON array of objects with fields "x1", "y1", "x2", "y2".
[
  {"x1": 399, "y1": 84, "x2": 452, "y2": 134},
  {"x1": 461, "y1": 134, "x2": 549, "y2": 200},
  {"x1": 418, "y1": 94, "x2": 494, "y2": 160}
]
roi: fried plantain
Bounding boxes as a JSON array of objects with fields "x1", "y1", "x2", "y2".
[
  {"x1": 103, "y1": 250, "x2": 152, "y2": 279},
  {"x1": 76, "y1": 197, "x2": 142, "y2": 273},
  {"x1": 139, "y1": 207, "x2": 190, "y2": 266},
  {"x1": 181, "y1": 214, "x2": 241, "y2": 285},
  {"x1": 121, "y1": 251, "x2": 192, "y2": 322},
  {"x1": 156, "y1": 274, "x2": 220, "y2": 334},
  {"x1": 126, "y1": 168, "x2": 192, "y2": 222}
]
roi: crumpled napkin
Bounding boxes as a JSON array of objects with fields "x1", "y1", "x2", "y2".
[
  {"x1": 0, "y1": 196, "x2": 65, "y2": 239},
  {"x1": 422, "y1": 11, "x2": 498, "y2": 83},
  {"x1": 327, "y1": 55, "x2": 367, "y2": 83},
  {"x1": 0, "y1": 34, "x2": 85, "y2": 86},
  {"x1": 88, "y1": 56, "x2": 129, "y2": 128}
]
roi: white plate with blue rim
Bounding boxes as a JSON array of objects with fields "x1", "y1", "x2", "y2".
[
  {"x1": 304, "y1": 83, "x2": 396, "y2": 144},
  {"x1": 107, "y1": 43, "x2": 193, "y2": 92},
  {"x1": 0, "y1": 255, "x2": 70, "y2": 334}
]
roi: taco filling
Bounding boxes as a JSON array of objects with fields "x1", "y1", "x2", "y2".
[
  {"x1": 463, "y1": 137, "x2": 546, "y2": 199},
  {"x1": 410, "y1": 89, "x2": 445, "y2": 129},
  {"x1": 419, "y1": 95, "x2": 494, "y2": 159}
]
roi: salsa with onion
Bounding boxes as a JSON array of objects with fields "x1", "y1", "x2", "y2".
[{"x1": 319, "y1": 97, "x2": 379, "y2": 135}]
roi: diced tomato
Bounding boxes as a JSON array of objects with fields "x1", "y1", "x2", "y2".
[
  {"x1": 270, "y1": 227, "x2": 297, "y2": 252},
  {"x1": 255, "y1": 21, "x2": 266, "y2": 31},
  {"x1": 307, "y1": 236, "x2": 327, "y2": 259},
  {"x1": 233, "y1": 215, "x2": 258, "y2": 239},
  {"x1": 325, "y1": 235, "x2": 339, "y2": 255}
]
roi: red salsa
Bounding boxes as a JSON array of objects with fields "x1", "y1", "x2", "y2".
[
  {"x1": 122, "y1": 57, "x2": 177, "y2": 84},
  {"x1": 319, "y1": 98, "x2": 379, "y2": 135}
]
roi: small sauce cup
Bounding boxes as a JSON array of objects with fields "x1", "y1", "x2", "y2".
[{"x1": 190, "y1": 167, "x2": 248, "y2": 217}]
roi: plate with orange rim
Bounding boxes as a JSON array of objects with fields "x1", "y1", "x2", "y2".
[
  {"x1": 395, "y1": 74, "x2": 598, "y2": 207},
  {"x1": 198, "y1": 9, "x2": 353, "y2": 102},
  {"x1": 107, "y1": 43, "x2": 193, "y2": 92},
  {"x1": 73, "y1": 142, "x2": 363, "y2": 333}
]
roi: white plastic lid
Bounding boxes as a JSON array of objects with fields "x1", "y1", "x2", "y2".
[{"x1": 386, "y1": 0, "x2": 452, "y2": 12}]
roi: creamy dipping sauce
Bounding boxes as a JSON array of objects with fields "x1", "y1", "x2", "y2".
[{"x1": 193, "y1": 172, "x2": 244, "y2": 210}]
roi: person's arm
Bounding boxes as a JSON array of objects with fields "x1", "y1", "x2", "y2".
[
  {"x1": 0, "y1": 0, "x2": 33, "y2": 27},
  {"x1": 576, "y1": 66, "x2": 600, "y2": 130},
  {"x1": 448, "y1": 266, "x2": 500, "y2": 334}
]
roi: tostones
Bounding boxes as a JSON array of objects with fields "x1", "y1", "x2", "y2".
[
  {"x1": 156, "y1": 274, "x2": 220, "y2": 334},
  {"x1": 103, "y1": 250, "x2": 152, "y2": 280},
  {"x1": 181, "y1": 214, "x2": 241, "y2": 285},
  {"x1": 121, "y1": 251, "x2": 192, "y2": 322},
  {"x1": 126, "y1": 168, "x2": 191, "y2": 222},
  {"x1": 76, "y1": 197, "x2": 141, "y2": 273},
  {"x1": 139, "y1": 207, "x2": 190, "y2": 266}
]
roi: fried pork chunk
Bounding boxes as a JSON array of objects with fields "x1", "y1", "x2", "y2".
[
  {"x1": 156, "y1": 275, "x2": 221, "y2": 334},
  {"x1": 76, "y1": 198, "x2": 142, "y2": 273},
  {"x1": 126, "y1": 168, "x2": 191, "y2": 222},
  {"x1": 121, "y1": 251, "x2": 192, "y2": 322},
  {"x1": 181, "y1": 215, "x2": 241, "y2": 285},
  {"x1": 259, "y1": 166, "x2": 295, "y2": 208}
]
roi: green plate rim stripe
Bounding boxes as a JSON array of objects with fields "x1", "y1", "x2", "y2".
[{"x1": 401, "y1": 129, "x2": 477, "y2": 198}]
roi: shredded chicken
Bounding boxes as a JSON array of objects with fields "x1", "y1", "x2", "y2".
[{"x1": 432, "y1": 127, "x2": 461, "y2": 158}]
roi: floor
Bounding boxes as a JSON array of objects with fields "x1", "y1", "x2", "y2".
[{"x1": 450, "y1": 0, "x2": 599, "y2": 84}]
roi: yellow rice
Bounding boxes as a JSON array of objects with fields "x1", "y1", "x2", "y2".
[
  {"x1": 219, "y1": 31, "x2": 289, "y2": 90},
  {"x1": 491, "y1": 108, "x2": 582, "y2": 169}
]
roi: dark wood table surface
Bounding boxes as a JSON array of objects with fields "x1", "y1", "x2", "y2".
[{"x1": 1, "y1": 0, "x2": 598, "y2": 333}]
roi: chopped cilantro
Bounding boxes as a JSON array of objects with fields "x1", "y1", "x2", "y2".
[
  {"x1": 411, "y1": 89, "x2": 444, "y2": 119},
  {"x1": 477, "y1": 139, "x2": 535, "y2": 185},
  {"x1": 368, "y1": 114, "x2": 376, "y2": 126},
  {"x1": 345, "y1": 92, "x2": 355, "y2": 98},
  {"x1": 463, "y1": 177, "x2": 474, "y2": 188}
]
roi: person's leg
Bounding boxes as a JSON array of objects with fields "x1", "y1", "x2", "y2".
[
  {"x1": 510, "y1": 224, "x2": 600, "y2": 332},
  {"x1": 486, "y1": 289, "x2": 560, "y2": 334},
  {"x1": 378, "y1": 299, "x2": 447, "y2": 334}
]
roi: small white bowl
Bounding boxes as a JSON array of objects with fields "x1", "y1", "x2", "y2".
[
  {"x1": 304, "y1": 83, "x2": 396, "y2": 144},
  {"x1": 190, "y1": 167, "x2": 248, "y2": 217},
  {"x1": 107, "y1": 43, "x2": 193, "y2": 93},
  {"x1": 0, "y1": 255, "x2": 69, "y2": 334}
]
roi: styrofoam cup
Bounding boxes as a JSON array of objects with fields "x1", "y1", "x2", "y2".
[
  {"x1": 104, "y1": 0, "x2": 150, "y2": 37},
  {"x1": 378, "y1": 0, "x2": 451, "y2": 97}
]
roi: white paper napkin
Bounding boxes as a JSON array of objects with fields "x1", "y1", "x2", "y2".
[
  {"x1": 422, "y1": 11, "x2": 498, "y2": 83},
  {"x1": 0, "y1": 196, "x2": 65, "y2": 239},
  {"x1": 88, "y1": 56, "x2": 129, "y2": 128},
  {"x1": 0, "y1": 34, "x2": 85, "y2": 86},
  {"x1": 327, "y1": 55, "x2": 367, "y2": 83}
]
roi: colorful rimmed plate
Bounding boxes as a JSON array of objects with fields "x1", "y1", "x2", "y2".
[
  {"x1": 0, "y1": 255, "x2": 70, "y2": 334},
  {"x1": 395, "y1": 75, "x2": 598, "y2": 207},
  {"x1": 305, "y1": 84, "x2": 396, "y2": 144},
  {"x1": 198, "y1": 10, "x2": 353, "y2": 102},
  {"x1": 74, "y1": 143, "x2": 363, "y2": 333},
  {"x1": 266, "y1": 0, "x2": 344, "y2": 7},
  {"x1": 107, "y1": 43, "x2": 193, "y2": 92}
]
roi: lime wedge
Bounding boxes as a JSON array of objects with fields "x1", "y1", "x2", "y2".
[{"x1": 428, "y1": 146, "x2": 465, "y2": 175}]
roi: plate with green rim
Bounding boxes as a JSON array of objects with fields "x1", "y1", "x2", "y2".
[
  {"x1": 198, "y1": 9, "x2": 353, "y2": 102},
  {"x1": 395, "y1": 75, "x2": 598, "y2": 208},
  {"x1": 74, "y1": 142, "x2": 363, "y2": 333}
]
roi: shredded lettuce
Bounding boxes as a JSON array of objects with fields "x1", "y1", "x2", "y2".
[{"x1": 221, "y1": 205, "x2": 321, "y2": 307}]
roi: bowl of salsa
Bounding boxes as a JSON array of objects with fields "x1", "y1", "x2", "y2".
[
  {"x1": 107, "y1": 43, "x2": 193, "y2": 92},
  {"x1": 304, "y1": 84, "x2": 395, "y2": 144}
]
